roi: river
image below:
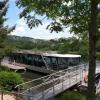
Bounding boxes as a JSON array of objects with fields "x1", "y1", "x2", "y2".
[{"x1": 19, "y1": 70, "x2": 45, "y2": 81}]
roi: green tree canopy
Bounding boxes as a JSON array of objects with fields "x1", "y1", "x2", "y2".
[
  {"x1": 0, "y1": 71, "x2": 23, "y2": 91},
  {"x1": 16, "y1": 0, "x2": 99, "y2": 35},
  {"x1": 0, "y1": 0, "x2": 15, "y2": 63}
]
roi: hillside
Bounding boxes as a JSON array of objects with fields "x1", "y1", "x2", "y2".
[
  {"x1": 4, "y1": 35, "x2": 47, "y2": 50},
  {"x1": 7, "y1": 35, "x2": 42, "y2": 42},
  {"x1": 4, "y1": 35, "x2": 82, "y2": 54}
]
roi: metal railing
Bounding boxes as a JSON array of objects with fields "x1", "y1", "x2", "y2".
[{"x1": 15, "y1": 65, "x2": 84, "y2": 100}]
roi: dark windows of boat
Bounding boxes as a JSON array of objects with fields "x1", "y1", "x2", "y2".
[
  {"x1": 58, "y1": 58, "x2": 68, "y2": 69},
  {"x1": 9, "y1": 53, "x2": 45, "y2": 67},
  {"x1": 24, "y1": 54, "x2": 45, "y2": 67},
  {"x1": 8, "y1": 53, "x2": 81, "y2": 70},
  {"x1": 34, "y1": 55, "x2": 45, "y2": 67},
  {"x1": 43, "y1": 56, "x2": 51, "y2": 65},
  {"x1": 8, "y1": 54, "x2": 14, "y2": 63},
  {"x1": 43, "y1": 56, "x2": 57, "y2": 70},
  {"x1": 51, "y1": 57, "x2": 58, "y2": 65},
  {"x1": 58, "y1": 58, "x2": 68, "y2": 65},
  {"x1": 43, "y1": 56, "x2": 68, "y2": 70},
  {"x1": 68, "y1": 58, "x2": 80, "y2": 66}
]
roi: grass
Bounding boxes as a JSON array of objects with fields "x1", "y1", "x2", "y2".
[{"x1": 59, "y1": 91, "x2": 86, "y2": 100}]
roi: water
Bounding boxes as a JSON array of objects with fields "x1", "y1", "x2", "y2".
[
  {"x1": 19, "y1": 70, "x2": 45, "y2": 82},
  {"x1": 18, "y1": 70, "x2": 59, "y2": 100}
]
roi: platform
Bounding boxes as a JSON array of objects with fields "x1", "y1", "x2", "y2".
[{"x1": 1, "y1": 60, "x2": 26, "y2": 71}]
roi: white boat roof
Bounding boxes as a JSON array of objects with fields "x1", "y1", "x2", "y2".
[
  {"x1": 14, "y1": 51, "x2": 81, "y2": 58},
  {"x1": 43, "y1": 53, "x2": 81, "y2": 58}
]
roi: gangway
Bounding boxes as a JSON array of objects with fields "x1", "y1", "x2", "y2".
[{"x1": 15, "y1": 65, "x2": 84, "y2": 100}]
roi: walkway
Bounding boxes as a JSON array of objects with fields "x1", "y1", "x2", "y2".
[{"x1": 16, "y1": 65, "x2": 84, "y2": 100}]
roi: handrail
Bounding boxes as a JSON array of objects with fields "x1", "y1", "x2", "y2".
[
  {"x1": 21, "y1": 69, "x2": 81, "y2": 94},
  {"x1": 15, "y1": 70, "x2": 62, "y2": 88},
  {"x1": 22, "y1": 75, "x2": 65, "y2": 93},
  {"x1": 15, "y1": 64, "x2": 84, "y2": 88}
]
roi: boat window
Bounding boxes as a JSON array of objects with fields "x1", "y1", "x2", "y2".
[
  {"x1": 9, "y1": 53, "x2": 80, "y2": 70},
  {"x1": 43, "y1": 56, "x2": 58, "y2": 67},
  {"x1": 43, "y1": 56, "x2": 51, "y2": 65},
  {"x1": 68, "y1": 58, "x2": 79, "y2": 66},
  {"x1": 58, "y1": 58, "x2": 68, "y2": 65},
  {"x1": 51, "y1": 57, "x2": 58, "y2": 65},
  {"x1": 34, "y1": 55, "x2": 45, "y2": 67}
]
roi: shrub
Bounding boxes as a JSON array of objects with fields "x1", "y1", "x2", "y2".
[
  {"x1": 0, "y1": 71, "x2": 23, "y2": 91},
  {"x1": 60, "y1": 91, "x2": 86, "y2": 100},
  {"x1": 0, "y1": 65, "x2": 9, "y2": 71},
  {"x1": 96, "y1": 52, "x2": 100, "y2": 61}
]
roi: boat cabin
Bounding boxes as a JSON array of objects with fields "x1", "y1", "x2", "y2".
[{"x1": 8, "y1": 51, "x2": 81, "y2": 71}]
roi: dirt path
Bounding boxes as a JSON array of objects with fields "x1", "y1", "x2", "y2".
[{"x1": 0, "y1": 93, "x2": 16, "y2": 100}]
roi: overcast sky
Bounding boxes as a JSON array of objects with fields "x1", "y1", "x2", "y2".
[{"x1": 5, "y1": 0, "x2": 73, "y2": 40}]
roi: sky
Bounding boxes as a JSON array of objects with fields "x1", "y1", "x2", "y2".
[{"x1": 5, "y1": 0, "x2": 72, "y2": 40}]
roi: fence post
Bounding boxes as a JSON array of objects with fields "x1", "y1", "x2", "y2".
[
  {"x1": 62, "y1": 76, "x2": 64, "y2": 91},
  {"x1": 52, "y1": 77, "x2": 55, "y2": 95},
  {"x1": 80, "y1": 67, "x2": 82, "y2": 81},
  {"x1": 27, "y1": 89, "x2": 31, "y2": 100},
  {"x1": 68, "y1": 69, "x2": 71, "y2": 86},
  {"x1": 17, "y1": 86, "x2": 20, "y2": 100},
  {"x1": 76, "y1": 68, "x2": 78, "y2": 82},
  {"x1": 82, "y1": 66, "x2": 84, "y2": 82},
  {"x1": 42, "y1": 84, "x2": 44, "y2": 100},
  {"x1": 1, "y1": 91, "x2": 3, "y2": 100}
]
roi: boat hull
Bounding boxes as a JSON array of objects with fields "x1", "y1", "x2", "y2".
[{"x1": 26, "y1": 65, "x2": 55, "y2": 74}]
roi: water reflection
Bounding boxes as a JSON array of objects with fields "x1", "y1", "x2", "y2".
[{"x1": 18, "y1": 70, "x2": 45, "y2": 82}]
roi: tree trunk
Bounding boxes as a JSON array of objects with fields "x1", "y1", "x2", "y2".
[{"x1": 87, "y1": 0, "x2": 98, "y2": 100}]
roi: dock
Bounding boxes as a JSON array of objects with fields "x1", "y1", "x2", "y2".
[{"x1": 1, "y1": 60, "x2": 26, "y2": 71}]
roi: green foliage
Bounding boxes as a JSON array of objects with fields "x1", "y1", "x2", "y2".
[
  {"x1": 16, "y1": 0, "x2": 100, "y2": 35},
  {"x1": 0, "y1": 65, "x2": 9, "y2": 71},
  {"x1": 60, "y1": 91, "x2": 86, "y2": 100},
  {"x1": 0, "y1": 71, "x2": 23, "y2": 91},
  {"x1": 58, "y1": 43, "x2": 69, "y2": 54},
  {"x1": 78, "y1": 34, "x2": 89, "y2": 61},
  {"x1": 96, "y1": 42, "x2": 100, "y2": 52},
  {"x1": 6, "y1": 35, "x2": 100, "y2": 61},
  {"x1": 96, "y1": 52, "x2": 100, "y2": 60},
  {"x1": 0, "y1": 1, "x2": 15, "y2": 63},
  {"x1": 16, "y1": 0, "x2": 99, "y2": 60}
]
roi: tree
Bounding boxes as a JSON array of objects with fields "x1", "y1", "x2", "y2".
[
  {"x1": 0, "y1": 0, "x2": 15, "y2": 64},
  {"x1": 16, "y1": 0, "x2": 100, "y2": 100},
  {"x1": 60, "y1": 91, "x2": 86, "y2": 100},
  {"x1": 87, "y1": 1, "x2": 98, "y2": 100},
  {"x1": 79, "y1": 33, "x2": 89, "y2": 61},
  {"x1": 0, "y1": 71, "x2": 23, "y2": 91}
]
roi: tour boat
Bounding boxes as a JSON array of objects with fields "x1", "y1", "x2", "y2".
[{"x1": 8, "y1": 51, "x2": 81, "y2": 74}]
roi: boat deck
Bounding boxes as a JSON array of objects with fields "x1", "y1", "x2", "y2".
[{"x1": 1, "y1": 60, "x2": 26, "y2": 71}]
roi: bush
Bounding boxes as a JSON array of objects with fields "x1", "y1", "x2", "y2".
[
  {"x1": 0, "y1": 65, "x2": 9, "y2": 71},
  {"x1": 96, "y1": 52, "x2": 100, "y2": 60},
  {"x1": 0, "y1": 71, "x2": 24, "y2": 91},
  {"x1": 60, "y1": 91, "x2": 86, "y2": 100}
]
